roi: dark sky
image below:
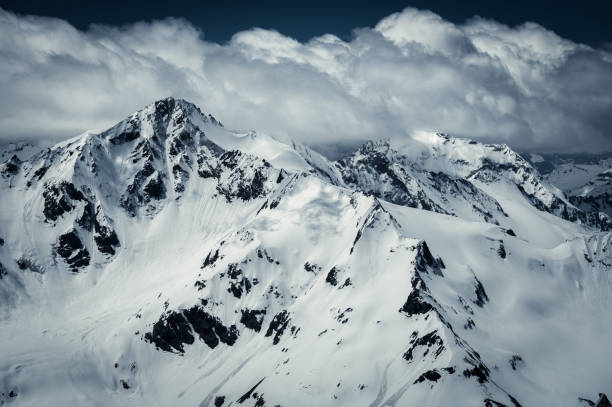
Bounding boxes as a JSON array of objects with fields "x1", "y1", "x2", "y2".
[{"x1": 1, "y1": 0, "x2": 610, "y2": 47}]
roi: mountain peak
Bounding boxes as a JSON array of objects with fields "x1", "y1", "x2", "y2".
[
  {"x1": 98, "y1": 97, "x2": 222, "y2": 147},
  {"x1": 141, "y1": 96, "x2": 223, "y2": 128}
]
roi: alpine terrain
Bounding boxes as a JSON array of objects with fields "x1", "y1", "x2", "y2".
[{"x1": 0, "y1": 98, "x2": 610, "y2": 407}]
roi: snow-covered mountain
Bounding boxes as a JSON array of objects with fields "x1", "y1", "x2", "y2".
[
  {"x1": 1, "y1": 98, "x2": 610, "y2": 407},
  {"x1": 524, "y1": 153, "x2": 612, "y2": 219}
]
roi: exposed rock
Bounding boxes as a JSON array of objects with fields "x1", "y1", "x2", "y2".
[
  {"x1": 509, "y1": 355, "x2": 524, "y2": 370},
  {"x1": 326, "y1": 267, "x2": 339, "y2": 286},
  {"x1": 42, "y1": 181, "x2": 87, "y2": 222},
  {"x1": 240, "y1": 309, "x2": 267, "y2": 332},
  {"x1": 1, "y1": 154, "x2": 20, "y2": 176},
  {"x1": 265, "y1": 310, "x2": 290, "y2": 345},
  {"x1": 56, "y1": 229, "x2": 90, "y2": 271},
  {"x1": 403, "y1": 330, "x2": 444, "y2": 362},
  {"x1": 93, "y1": 206, "x2": 120, "y2": 256},
  {"x1": 145, "y1": 306, "x2": 238, "y2": 353},
  {"x1": 237, "y1": 378, "x2": 265, "y2": 404},
  {"x1": 413, "y1": 369, "x2": 441, "y2": 384},
  {"x1": 473, "y1": 276, "x2": 489, "y2": 307}
]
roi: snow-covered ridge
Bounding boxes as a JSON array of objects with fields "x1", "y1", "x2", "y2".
[
  {"x1": 526, "y1": 153, "x2": 612, "y2": 218},
  {"x1": 0, "y1": 98, "x2": 611, "y2": 406},
  {"x1": 326, "y1": 135, "x2": 611, "y2": 231}
]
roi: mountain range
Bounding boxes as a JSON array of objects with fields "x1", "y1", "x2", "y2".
[{"x1": 1, "y1": 98, "x2": 610, "y2": 407}]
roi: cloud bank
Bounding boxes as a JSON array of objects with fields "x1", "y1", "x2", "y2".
[{"x1": 1, "y1": 7, "x2": 611, "y2": 153}]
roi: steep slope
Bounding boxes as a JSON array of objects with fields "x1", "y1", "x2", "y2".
[{"x1": 0, "y1": 98, "x2": 610, "y2": 407}]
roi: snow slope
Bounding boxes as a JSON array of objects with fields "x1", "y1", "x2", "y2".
[{"x1": 0, "y1": 98, "x2": 610, "y2": 407}]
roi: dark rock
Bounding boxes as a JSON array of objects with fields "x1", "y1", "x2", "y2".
[
  {"x1": 172, "y1": 163, "x2": 191, "y2": 194},
  {"x1": 183, "y1": 306, "x2": 239, "y2": 349},
  {"x1": 240, "y1": 309, "x2": 267, "y2": 332},
  {"x1": 143, "y1": 173, "x2": 166, "y2": 199},
  {"x1": 339, "y1": 278, "x2": 352, "y2": 288},
  {"x1": 121, "y1": 160, "x2": 166, "y2": 215},
  {"x1": 56, "y1": 229, "x2": 90, "y2": 271},
  {"x1": 303, "y1": 262, "x2": 321, "y2": 273},
  {"x1": 237, "y1": 378, "x2": 265, "y2": 404},
  {"x1": 229, "y1": 283, "x2": 243, "y2": 298},
  {"x1": 109, "y1": 130, "x2": 140, "y2": 145},
  {"x1": 473, "y1": 276, "x2": 489, "y2": 307},
  {"x1": 498, "y1": 242, "x2": 507, "y2": 259},
  {"x1": 214, "y1": 396, "x2": 225, "y2": 407},
  {"x1": 76, "y1": 201, "x2": 95, "y2": 231},
  {"x1": 31, "y1": 165, "x2": 48, "y2": 183},
  {"x1": 403, "y1": 330, "x2": 444, "y2": 362},
  {"x1": 225, "y1": 263, "x2": 252, "y2": 298},
  {"x1": 509, "y1": 395, "x2": 523, "y2": 407},
  {"x1": 214, "y1": 152, "x2": 272, "y2": 202},
  {"x1": 509, "y1": 355, "x2": 524, "y2": 370},
  {"x1": 421, "y1": 241, "x2": 435, "y2": 266},
  {"x1": 265, "y1": 310, "x2": 290, "y2": 345},
  {"x1": 196, "y1": 152, "x2": 221, "y2": 179},
  {"x1": 144, "y1": 311, "x2": 194, "y2": 353},
  {"x1": 42, "y1": 182, "x2": 87, "y2": 222},
  {"x1": 1, "y1": 155, "x2": 20, "y2": 176},
  {"x1": 484, "y1": 399, "x2": 508, "y2": 407},
  {"x1": 227, "y1": 263, "x2": 242, "y2": 279},
  {"x1": 336, "y1": 308, "x2": 353, "y2": 324},
  {"x1": 464, "y1": 318, "x2": 476, "y2": 330},
  {"x1": 463, "y1": 362, "x2": 490, "y2": 383},
  {"x1": 415, "y1": 241, "x2": 445, "y2": 274},
  {"x1": 350, "y1": 229, "x2": 363, "y2": 254},
  {"x1": 145, "y1": 306, "x2": 238, "y2": 353},
  {"x1": 326, "y1": 267, "x2": 339, "y2": 286},
  {"x1": 254, "y1": 394, "x2": 265, "y2": 407},
  {"x1": 596, "y1": 394, "x2": 612, "y2": 407},
  {"x1": 257, "y1": 248, "x2": 277, "y2": 264},
  {"x1": 202, "y1": 248, "x2": 221, "y2": 268},
  {"x1": 413, "y1": 369, "x2": 441, "y2": 384},
  {"x1": 16, "y1": 257, "x2": 42, "y2": 273},
  {"x1": 399, "y1": 290, "x2": 433, "y2": 316},
  {"x1": 94, "y1": 213, "x2": 120, "y2": 256}
]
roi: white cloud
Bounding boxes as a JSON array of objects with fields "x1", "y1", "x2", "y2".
[{"x1": 0, "y1": 7, "x2": 610, "y2": 153}]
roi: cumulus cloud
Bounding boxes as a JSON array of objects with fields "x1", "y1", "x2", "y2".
[{"x1": 0, "y1": 7, "x2": 611, "y2": 153}]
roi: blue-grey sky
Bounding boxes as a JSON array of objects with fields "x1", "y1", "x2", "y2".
[
  {"x1": 1, "y1": 0, "x2": 611, "y2": 47},
  {"x1": 0, "y1": 2, "x2": 611, "y2": 153}
]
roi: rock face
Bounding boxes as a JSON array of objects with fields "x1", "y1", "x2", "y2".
[
  {"x1": 0, "y1": 98, "x2": 611, "y2": 407},
  {"x1": 331, "y1": 137, "x2": 611, "y2": 230},
  {"x1": 526, "y1": 153, "x2": 612, "y2": 220},
  {"x1": 333, "y1": 140, "x2": 509, "y2": 225}
]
